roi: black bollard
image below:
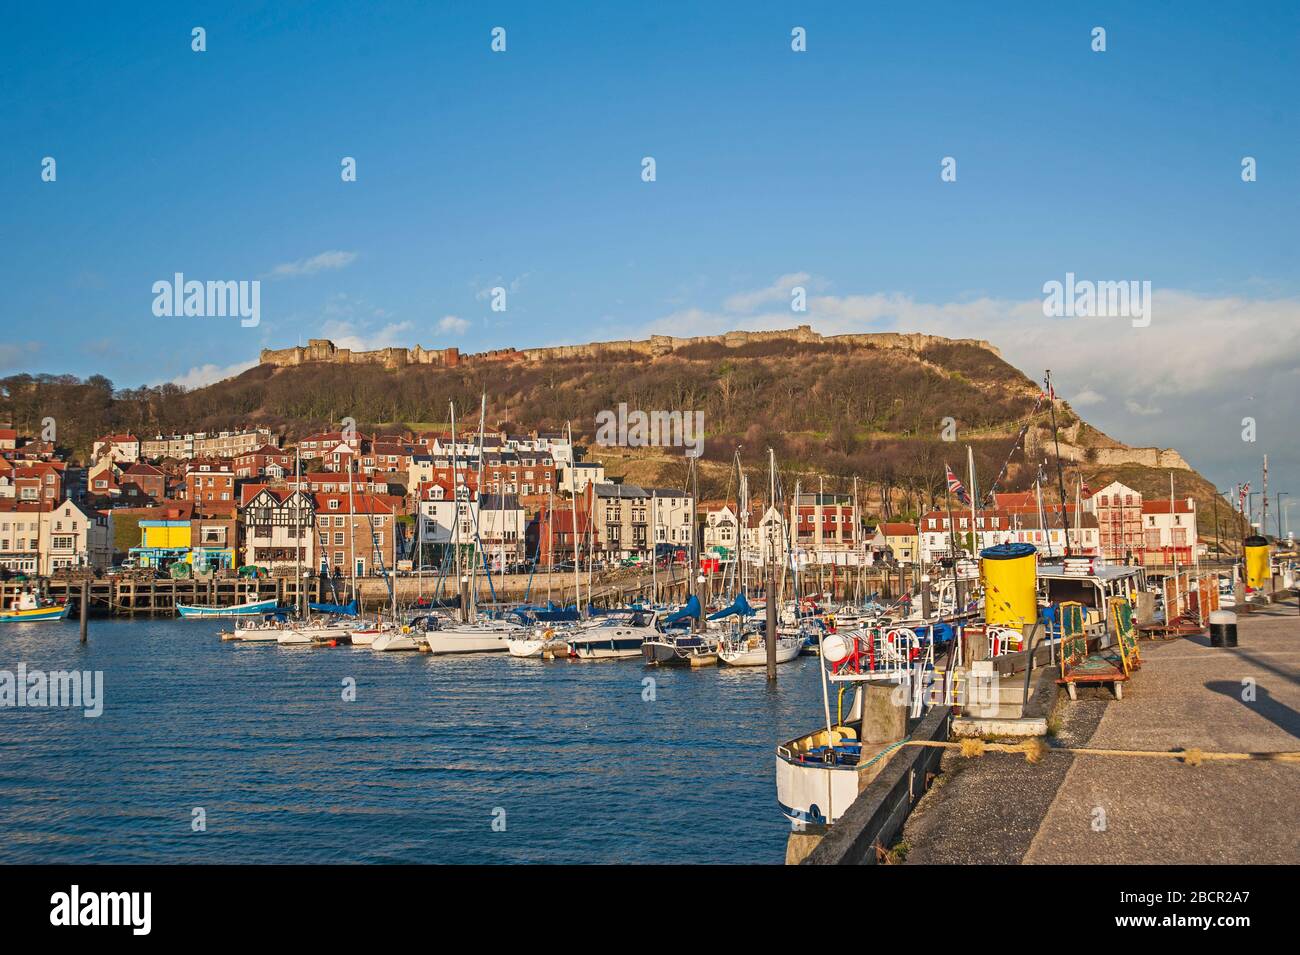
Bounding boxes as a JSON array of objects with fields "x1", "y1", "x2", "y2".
[{"x1": 1208, "y1": 609, "x2": 1237, "y2": 648}]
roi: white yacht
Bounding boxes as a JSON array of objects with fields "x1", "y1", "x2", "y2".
[
  {"x1": 718, "y1": 627, "x2": 804, "y2": 666},
  {"x1": 423, "y1": 616, "x2": 524, "y2": 655},
  {"x1": 566, "y1": 613, "x2": 659, "y2": 660}
]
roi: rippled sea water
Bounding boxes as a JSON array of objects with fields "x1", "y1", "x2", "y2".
[{"x1": 0, "y1": 619, "x2": 824, "y2": 864}]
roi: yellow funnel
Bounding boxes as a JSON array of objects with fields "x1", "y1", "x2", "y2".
[
  {"x1": 981, "y1": 543, "x2": 1038, "y2": 627},
  {"x1": 1243, "y1": 535, "x2": 1271, "y2": 589}
]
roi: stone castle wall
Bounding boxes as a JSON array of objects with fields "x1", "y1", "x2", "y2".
[{"x1": 258, "y1": 326, "x2": 1001, "y2": 370}]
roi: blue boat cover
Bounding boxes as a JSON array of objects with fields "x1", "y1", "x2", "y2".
[
  {"x1": 307, "y1": 599, "x2": 359, "y2": 616},
  {"x1": 663, "y1": 594, "x2": 702, "y2": 626},
  {"x1": 707, "y1": 592, "x2": 756, "y2": 621}
]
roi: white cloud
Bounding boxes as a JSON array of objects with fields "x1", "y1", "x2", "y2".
[
  {"x1": 438, "y1": 315, "x2": 470, "y2": 335},
  {"x1": 267, "y1": 250, "x2": 358, "y2": 279},
  {"x1": 722, "y1": 272, "x2": 812, "y2": 313},
  {"x1": 170, "y1": 359, "x2": 257, "y2": 389},
  {"x1": 642, "y1": 277, "x2": 1300, "y2": 483},
  {"x1": 1124, "y1": 399, "x2": 1163, "y2": 416},
  {"x1": 474, "y1": 273, "x2": 531, "y2": 300},
  {"x1": 319, "y1": 319, "x2": 413, "y2": 351},
  {"x1": 0, "y1": 341, "x2": 40, "y2": 371}
]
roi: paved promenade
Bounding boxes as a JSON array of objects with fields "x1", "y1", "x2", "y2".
[{"x1": 903, "y1": 597, "x2": 1299, "y2": 864}]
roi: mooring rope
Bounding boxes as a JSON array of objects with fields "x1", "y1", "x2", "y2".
[{"x1": 902, "y1": 738, "x2": 1300, "y2": 765}]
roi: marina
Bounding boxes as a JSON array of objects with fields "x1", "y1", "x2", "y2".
[{"x1": 0, "y1": 616, "x2": 824, "y2": 865}]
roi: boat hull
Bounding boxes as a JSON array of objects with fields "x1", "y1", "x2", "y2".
[
  {"x1": 719, "y1": 637, "x2": 803, "y2": 667},
  {"x1": 371, "y1": 632, "x2": 424, "y2": 651},
  {"x1": 775, "y1": 744, "x2": 863, "y2": 827},
  {"x1": 0, "y1": 603, "x2": 72, "y2": 623},
  {"x1": 424, "y1": 623, "x2": 520, "y2": 655},
  {"x1": 233, "y1": 628, "x2": 282, "y2": 643},
  {"x1": 571, "y1": 638, "x2": 644, "y2": 660},
  {"x1": 641, "y1": 635, "x2": 718, "y2": 666},
  {"x1": 177, "y1": 599, "x2": 278, "y2": 619}
]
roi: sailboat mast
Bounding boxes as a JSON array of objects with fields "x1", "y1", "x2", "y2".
[
  {"x1": 295, "y1": 443, "x2": 303, "y2": 618},
  {"x1": 966, "y1": 444, "x2": 979, "y2": 564},
  {"x1": 566, "y1": 421, "x2": 583, "y2": 616},
  {"x1": 547, "y1": 483, "x2": 554, "y2": 603},
  {"x1": 470, "y1": 392, "x2": 486, "y2": 617},
  {"x1": 348, "y1": 449, "x2": 357, "y2": 614},
  {"x1": 450, "y1": 401, "x2": 462, "y2": 617},
  {"x1": 1045, "y1": 370, "x2": 1073, "y2": 556}
]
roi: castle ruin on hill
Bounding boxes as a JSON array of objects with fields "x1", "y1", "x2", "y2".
[{"x1": 258, "y1": 325, "x2": 1003, "y2": 370}]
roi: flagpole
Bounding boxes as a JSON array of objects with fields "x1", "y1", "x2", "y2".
[
  {"x1": 966, "y1": 445, "x2": 978, "y2": 560},
  {"x1": 945, "y1": 486, "x2": 959, "y2": 617},
  {"x1": 1045, "y1": 370, "x2": 1073, "y2": 557}
]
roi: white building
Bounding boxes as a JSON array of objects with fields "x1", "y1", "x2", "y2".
[
  {"x1": 92, "y1": 433, "x2": 140, "y2": 464},
  {"x1": 1139, "y1": 497, "x2": 1197, "y2": 565},
  {"x1": 752, "y1": 506, "x2": 790, "y2": 566},
  {"x1": 39, "y1": 500, "x2": 113, "y2": 574},
  {"x1": 570, "y1": 461, "x2": 606, "y2": 493},
  {"x1": 703, "y1": 504, "x2": 740, "y2": 557},
  {"x1": 649, "y1": 488, "x2": 693, "y2": 552},
  {"x1": 416, "y1": 484, "x2": 525, "y2": 563},
  {"x1": 918, "y1": 510, "x2": 1100, "y2": 563},
  {"x1": 477, "y1": 494, "x2": 527, "y2": 565}
]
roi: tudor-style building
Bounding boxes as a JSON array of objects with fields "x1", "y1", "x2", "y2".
[{"x1": 240, "y1": 486, "x2": 316, "y2": 570}]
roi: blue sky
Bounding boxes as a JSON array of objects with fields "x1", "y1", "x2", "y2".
[{"x1": 2, "y1": 2, "x2": 1297, "y2": 512}]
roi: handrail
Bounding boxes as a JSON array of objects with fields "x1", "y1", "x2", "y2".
[{"x1": 1020, "y1": 621, "x2": 1045, "y2": 710}]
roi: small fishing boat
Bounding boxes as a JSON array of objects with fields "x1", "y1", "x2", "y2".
[
  {"x1": 0, "y1": 590, "x2": 72, "y2": 623},
  {"x1": 177, "y1": 598, "x2": 279, "y2": 619}
]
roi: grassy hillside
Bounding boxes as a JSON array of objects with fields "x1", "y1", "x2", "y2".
[{"x1": 2, "y1": 335, "x2": 1217, "y2": 527}]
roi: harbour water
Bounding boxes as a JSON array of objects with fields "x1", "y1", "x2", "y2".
[{"x1": 0, "y1": 619, "x2": 821, "y2": 864}]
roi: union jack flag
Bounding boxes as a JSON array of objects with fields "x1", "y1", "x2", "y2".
[{"x1": 945, "y1": 464, "x2": 970, "y2": 506}]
